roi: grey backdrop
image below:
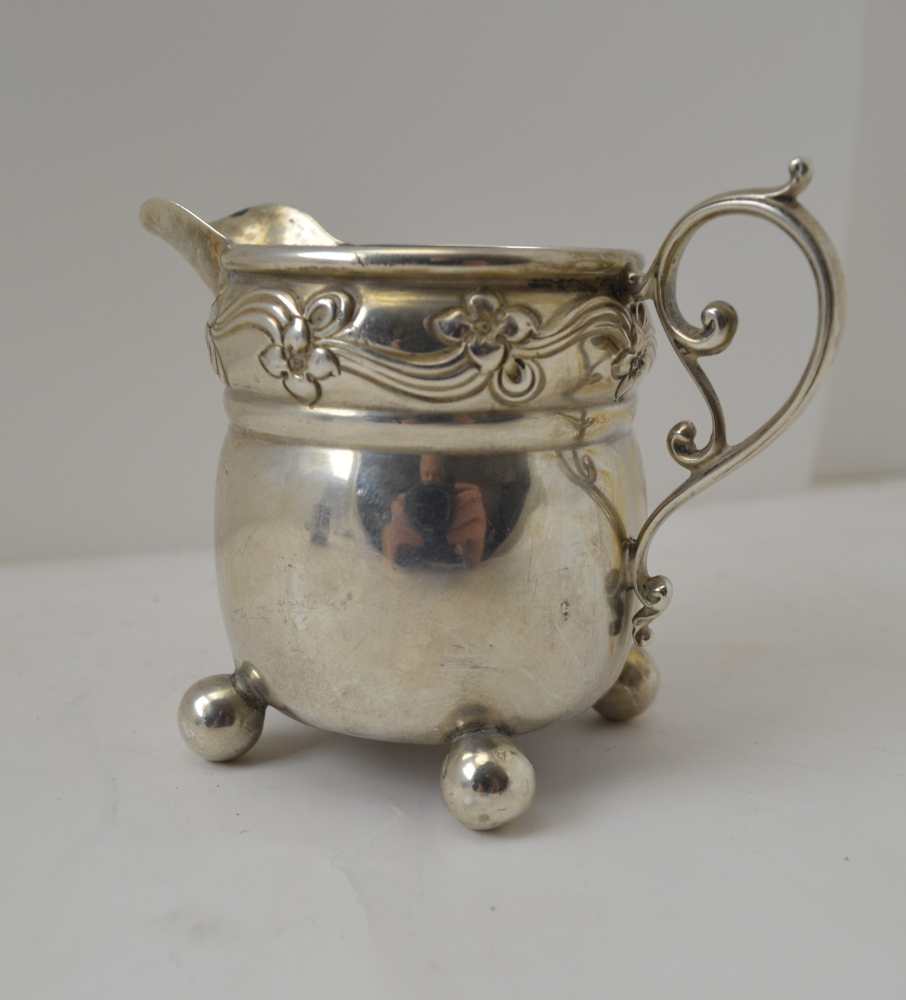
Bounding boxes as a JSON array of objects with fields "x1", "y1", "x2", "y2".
[{"x1": 2, "y1": 0, "x2": 900, "y2": 562}]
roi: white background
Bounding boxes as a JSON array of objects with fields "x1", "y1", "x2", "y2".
[{"x1": 2, "y1": 0, "x2": 903, "y2": 562}]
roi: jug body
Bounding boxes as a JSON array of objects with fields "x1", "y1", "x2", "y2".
[{"x1": 215, "y1": 429, "x2": 647, "y2": 743}]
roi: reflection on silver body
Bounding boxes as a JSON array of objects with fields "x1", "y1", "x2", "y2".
[
  {"x1": 142, "y1": 160, "x2": 843, "y2": 829},
  {"x1": 216, "y1": 430, "x2": 644, "y2": 744}
]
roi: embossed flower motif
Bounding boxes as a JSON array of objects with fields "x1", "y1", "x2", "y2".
[
  {"x1": 611, "y1": 340, "x2": 653, "y2": 401},
  {"x1": 611, "y1": 305, "x2": 653, "y2": 402},
  {"x1": 258, "y1": 292, "x2": 351, "y2": 404},
  {"x1": 431, "y1": 292, "x2": 544, "y2": 403},
  {"x1": 432, "y1": 292, "x2": 539, "y2": 372}
]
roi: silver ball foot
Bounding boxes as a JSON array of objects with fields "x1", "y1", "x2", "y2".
[
  {"x1": 594, "y1": 644, "x2": 660, "y2": 722},
  {"x1": 177, "y1": 673, "x2": 266, "y2": 762},
  {"x1": 440, "y1": 731, "x2": 536, "y2": 831}
]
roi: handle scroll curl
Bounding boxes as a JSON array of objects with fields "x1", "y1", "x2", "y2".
[{"x1": 626, "y1": 159, "x2": 845, "y2": 643}]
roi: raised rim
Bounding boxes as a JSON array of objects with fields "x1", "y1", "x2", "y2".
[{"x1": 220, "y1": 243, "x2": 643, "y2": 282}]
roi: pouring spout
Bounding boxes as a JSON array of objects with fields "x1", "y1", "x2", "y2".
[
  {"x1": 209, "y1": 204, "x2": 342, "y2": 249},
  {"x1": 140, "y1": 199, "x2": 228, "y2": 292},
  {"x1": 140, "y1": 200, "x2": 343, "y2": 292}
]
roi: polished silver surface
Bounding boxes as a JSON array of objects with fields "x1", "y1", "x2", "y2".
[
  {"x1": 440, "y1": 731, "x2": 536, "y2": 831},
  {"x1": 177, "y1": 673, "x2": 266, "y2": 762},
  {"x1": 216, "y1": 433, "x2": 645, "y2": 744},
  {"x1": 625, "y1": 159, "x2": 845, "y2": 642},
  {"x1": 593, "y1": 644, "x2": 660, "y2": 722},
  {"x1": 143, "y1": 158, "x2": 843, "y2": 829}
]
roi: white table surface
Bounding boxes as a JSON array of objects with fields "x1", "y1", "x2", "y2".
[{"x1": 2, "y1": 479, "x2": 905, "y2": 999}]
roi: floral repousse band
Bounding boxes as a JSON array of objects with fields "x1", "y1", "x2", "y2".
[{"x1": 206, "y1": 286, "x2": 650, "y2": 408}]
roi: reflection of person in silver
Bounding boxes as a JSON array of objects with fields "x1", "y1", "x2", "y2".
[{"x1": 382, "y1": 454, "x2": 488, "y2": 568}]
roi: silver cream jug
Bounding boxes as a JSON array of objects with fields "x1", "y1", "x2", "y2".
[{"x1": 141, "y1": 159, "x2": 843, "y2": 830}]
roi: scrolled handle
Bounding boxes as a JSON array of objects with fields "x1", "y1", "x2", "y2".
[{"x1": 628, "y1": 159, "x2": 845, "y2": 642}]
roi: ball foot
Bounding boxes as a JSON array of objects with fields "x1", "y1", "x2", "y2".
[
  {"x1": 594, "y1": 644, "x2": 660, "y2": 722},
  {"x1": 177, "y1": 673, "x2": 266, "y2": 762},
  {"x1": 440, "y1": 731, "x2": 536, "y2": 831}
]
